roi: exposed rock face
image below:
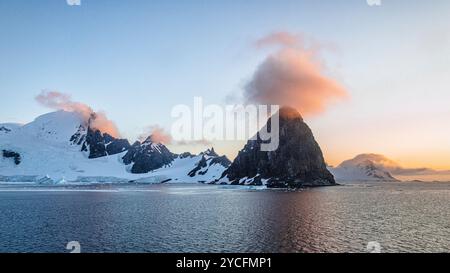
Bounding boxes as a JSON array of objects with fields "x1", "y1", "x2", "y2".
[
  {"x1": 0, "y1": 126, "x2": 11, "y2": 133},
  {"x1": 71, "y1": 126, "x2": 131, "y2": 159},
  {"x1": 210, "y1": 156, "x2": 232, "y2": 168},
  {"x1": 200, "y1": 148, "x2": 219, "y2": 158},
  {"x1": 179, "y1": 152, "x2": 195, "y2": 159},
  {"x1": 105, "y1": 138, "x2": 131, "y2": 156},
  {"x1": 83, "y1": 129, "x2": 108, "y2": 158},
  {"x1": 188, "y1": 156, "x2": 209, "y2": 177},
  {"x1": 122, "y1": 137, "x2": 176, "y2": 174},
  {"x1": 187, "y1": 148, "x2": 231, "y2": 178},
  {"x1": 359, "y1": 160, "x2": 398, "y2": 181},
  {"x1": 2, "y1": 150, "x2": 21, "y2": 165},
  {"x1": 202, "y1": 148, "x2": 232, "y2": 168},
  {"x1": 223, "y1": 107, "x2": 335, "y2": 188},
  {"x1": 0, "y1": 111, "x2": 232, "y2": 183}
]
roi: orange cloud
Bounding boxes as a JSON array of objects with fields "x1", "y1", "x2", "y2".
[
  {"x1": 35, "y1": 90, "x2": 120, "y2": 137},
  {"x1": 88, "y1": 111, "x2": 120, "y2": 138},
  {"x1": 245, "y1": 32, "x2": 348, "y2": 116},
  {"x1": 341, "y1": 153, "x2": 450, "y2": 176},
  {"x1": 139, "y1": 125, "x2": 212, "y2": 146},
  {"x1": 139, "y1": 125, "x2": 173, "y2": 144},
  {"x1": 255, "y1": 32, "x2": 301, "y2": 48}
]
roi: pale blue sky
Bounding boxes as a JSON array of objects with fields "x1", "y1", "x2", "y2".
[{"x1": 1, "y1": 0, "x2": 449, "y2": 168}]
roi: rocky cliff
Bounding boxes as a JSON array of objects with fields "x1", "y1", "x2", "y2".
[{"x1": 222, "y1": 107, "x2": 336, "y2": 188}]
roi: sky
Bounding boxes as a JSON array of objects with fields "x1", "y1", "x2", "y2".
[{"x1": 1, "y1": 0, "x2": 450, "y2": 172}]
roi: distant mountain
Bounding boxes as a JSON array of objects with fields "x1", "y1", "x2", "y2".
[
  {"x1": 220, "y1": 107, "x2": 336, "y2": 188},
  {"x1": 122, "y1": 137, "x2": 176, "y2": 174},
  {"x1": 188, "y1": 148, "x2": 231, "y2": 178},
  {"x1": 330, "y1": 154, "x2": 399, "y2": 182}
]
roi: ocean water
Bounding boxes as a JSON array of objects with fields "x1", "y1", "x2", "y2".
[{"x1": 0, "y1": 182, "x2": 449, "y2": 253}]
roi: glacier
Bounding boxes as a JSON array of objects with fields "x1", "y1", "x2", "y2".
[{"x1": 0, "y1": 111, "x2": 230, "y2": 184}]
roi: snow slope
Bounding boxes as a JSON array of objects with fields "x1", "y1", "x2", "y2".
[
  {"x1": 0, "y1": 123, "x2": 22, "y2": 135},
  {"x1": 0, "y1": 111, "x2": 229, "y2": 184},
  {"x1": 330, "y1": 154, "x2": 399, "y2": 182},
  {"x1": 132, "y1": 154, "x2": 228, "y2": 184}
]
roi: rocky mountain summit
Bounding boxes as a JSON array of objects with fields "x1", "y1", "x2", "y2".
[
  {"x1": 222, "y1": 107, "x2": 336, "y2": 188},
  {"x1": 188, "y1": 148, "x2": 231, "y2": 177},
  {"x1": 70, "y1": 115, "x2": 131, "y2": 159},
  {"x1": 122, "y1": 137, "x2": 176, "y2": 174}
]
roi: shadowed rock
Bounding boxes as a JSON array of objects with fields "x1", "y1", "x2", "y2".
[
  {"x1": 223, "y1": 107, "x2": 335, "y2": 188},
  {"x1": 2, "y1": 150, "x2": 21, "y2": 165},
  {"x1": 122, "y1": 137, "x2": 175, "y2": 174}
]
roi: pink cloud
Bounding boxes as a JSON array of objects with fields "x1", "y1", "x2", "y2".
[
  {"x1": 245, "y1": 32, "x2": 348, "y2": 116},
  {"x1": 139, "y1": 125, "x2": 173, "y2": 144},
  {"x1": 35, "y1": 90, "x2": 120, "y2": 137}
]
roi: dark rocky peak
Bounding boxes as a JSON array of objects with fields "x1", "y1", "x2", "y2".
[
  {"x1": 279, "y1": 106, "x2": 303, "y2": 121},
  {"x1": 188, "y1": 156, "x2": 209, "y2": 177},
  {"x1": 105, "y1": 138, "x2": 131, "y2": 156},
  {"x1": 179, "y1": 152, "x2": 195, "y2": 159},
  {"x1": 223, "y1": 107, "x2": 335, "y2": 188},
  {"x1": 140, "y1": 136, "x2": 171, "y2": 153},
  {"x1": 122, "y1": 136, "x2": 176, "y2": 174},
  {"x1": 200, "y1": 147, "x2": 219, "y2": 158},
  {"x1": 130, "y1": 141, "x2": 141, "y2": 148},
  {"x1": 210, "y1": 155, "x2": 232, "y2": 168},
  {"x1": 141, "y1": 135, "x2": 154, "y2": 144},
  {"x1": 103, "y1": 133, "x2": 115, "y2": 144},
  {"x1": 188, "y1": 150, "x2": 231, "y2": 177},
  {"x1": 71, "y1": 125, "x2": 130, "y2": 159}
]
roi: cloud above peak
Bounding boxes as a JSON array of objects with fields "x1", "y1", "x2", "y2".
[
  {"x1": 138, "y1": 125, "x2": 173, "y2": 144},
  {"x1": 244, "y1": 32, "x2": 348, "y2": 116},
  {"x1": 35, "y1": 91, "x2": 91, "y2": 117},
  {"x1": 35, "y1": 90, "x2": 120, "y2": 138},
  {"x1": 340, "y1": 153, "x2": 450, "y2": 177},
  {"x1": 139, "y1": 125, "x2": 212, "y2": 146},
  {"x1": 255, "y1": 32, "x2": 302, "y2": 48}
]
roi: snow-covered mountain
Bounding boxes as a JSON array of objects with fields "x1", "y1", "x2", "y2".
[
  {"x1": 0, "y1": 110, "x2": 230, "y2": 184},
  {"x1": 6, "y1": 109, "x2": 401, "y2": 186},
  {"x1": 131, "y1": 149, "x2": 231, "y2": 184},
  {"x1": 330, "y1": 154, "x2": 399, "y2": 182}
]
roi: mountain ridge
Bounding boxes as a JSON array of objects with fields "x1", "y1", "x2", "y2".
[
  {"x1": 0, "y1": 110, "x2": 230, "y2": 184},
  {"x1": 1, "y1": 108, "x2": 339, "y2": 188}
]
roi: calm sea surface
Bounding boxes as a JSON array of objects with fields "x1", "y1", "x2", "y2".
[{"x1": 0, "y1": 182, "x2": 449, "y2": 253}]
